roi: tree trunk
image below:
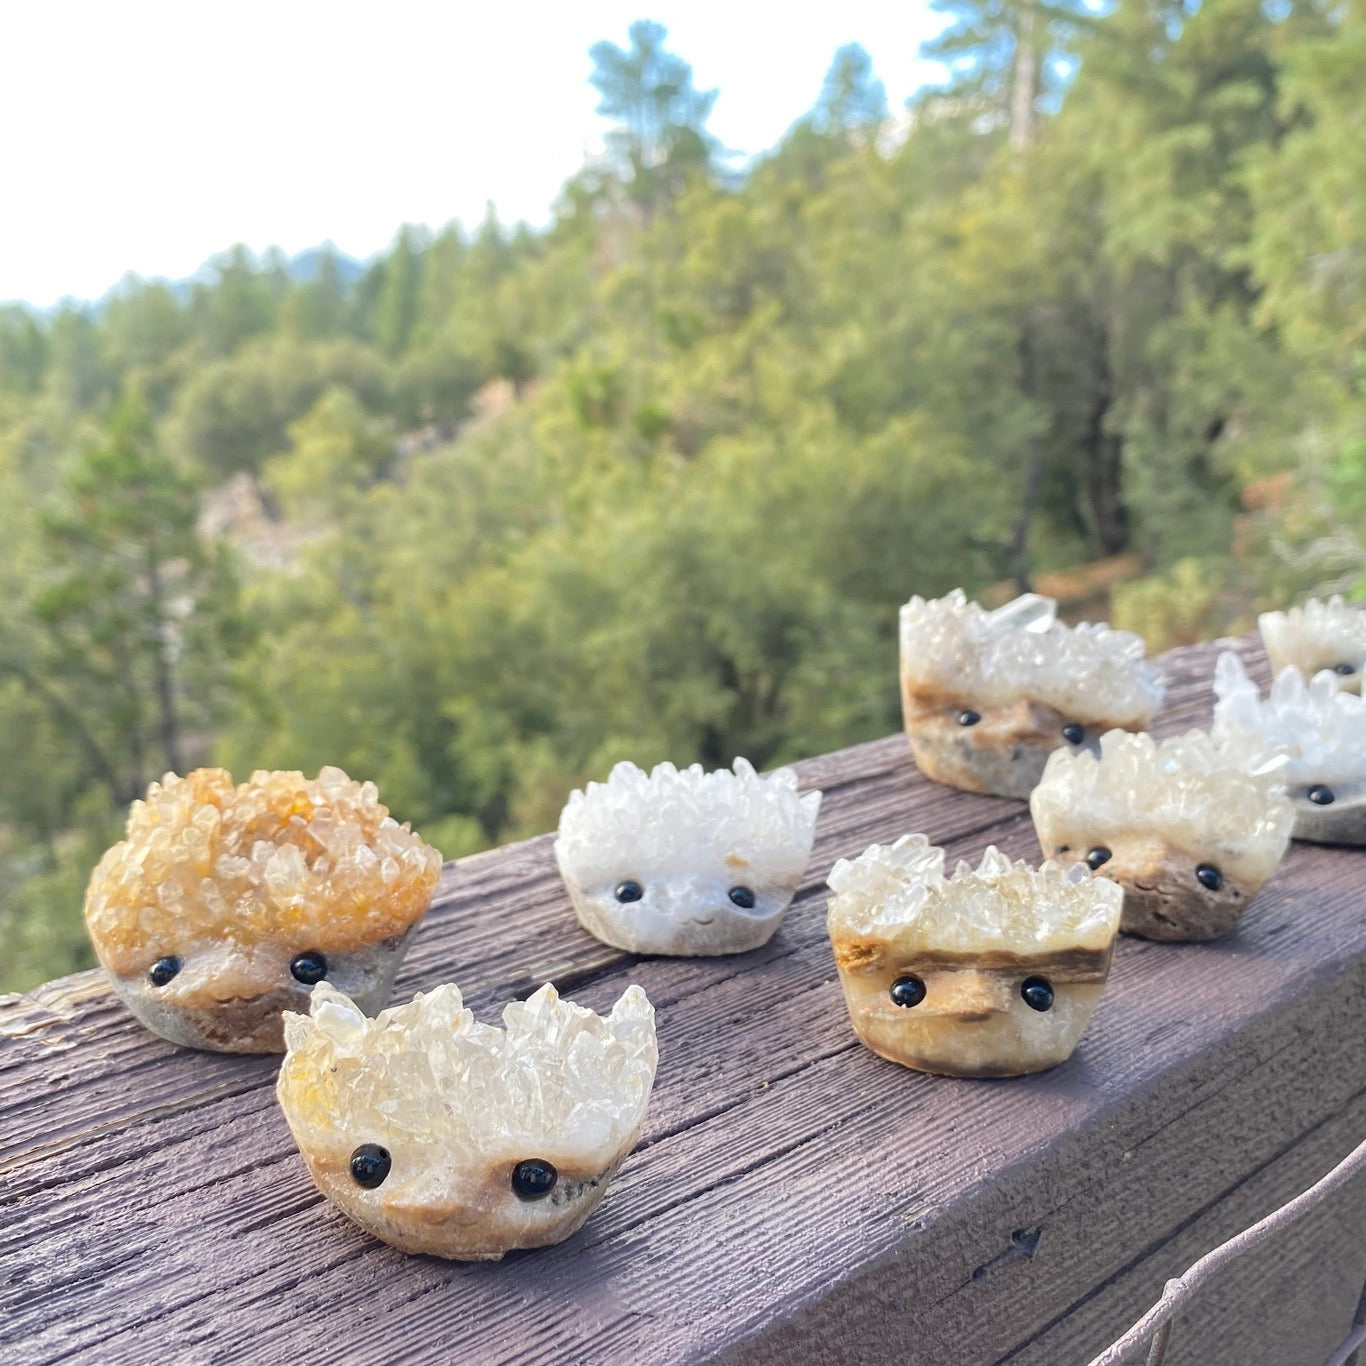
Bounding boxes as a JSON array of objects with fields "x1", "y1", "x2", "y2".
[
  {"x1": 0, "y1": 659, "x2": 134, "y2": 804},
  {"x1": 146, "y1": 551, "x2": 183, "y2": 776},
  {"x1": 1083, "y1": 322, "x2": 1131, "y2": 556},
  {"x1": 1008, "y1": 320, "x2": 1044, "y2": 593},
  {"x1": 1011, "y1": 2, "x2": 1038, "y2": 153}
]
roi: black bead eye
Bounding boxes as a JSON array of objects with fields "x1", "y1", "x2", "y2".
[
  {"x1": 728, "y1": 885, "x2": 756, "y2": 909},
  {"x1": 511, "y1": 1158, "x2": 558, "y2": 1201},
  {"x1": 1061, "y1": 722, "x2": 1085, "y2": 745},
  {"x1": 1021, "y1": 977, "x2": 1054, "y2": 1012},
  {"x1": 290, "y1": 951, "x2": 328, "y2": 985},
  {"x1": 349, "y1": 1143, "x2": 391, "y2": 1188},
  {"x1": 614, "y1": 880, "x2": 643, "y2": 903},
  {"x1": 1308, "y1": 784, "x2": 1335, "y2": 806},
  {"x1": 1085, "y1": 846, "x2": 1112, "y2": 870},
  {"x1": 889, "y1": 975, "x2": 926, "y2": 1008},
  {"x1": 1334, "y1": 662, "x2": 1357, "y2": 676},
  {"x1": 148, "y1": 956, "x2": 180, "y2": 987},
  {"x1": 956, "y1": 708, "x2": 981, "y2": 726},
  {"x1": 1195, "y1": 864, "x2": 1223, "y2": 892}
]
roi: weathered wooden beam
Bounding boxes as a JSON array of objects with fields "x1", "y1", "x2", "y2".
[{"x1": 2, "y1": 635, "x2": 1363, "y2": 1365}]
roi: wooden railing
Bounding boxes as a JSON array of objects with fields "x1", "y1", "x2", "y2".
[{"x1": 2, "y1": 632, "x2": 1364, "y2": 1365}]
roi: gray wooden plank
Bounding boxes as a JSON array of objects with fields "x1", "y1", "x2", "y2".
[{"x1": 5, "y1": 632, "x2": 1359, "y2": 1366}]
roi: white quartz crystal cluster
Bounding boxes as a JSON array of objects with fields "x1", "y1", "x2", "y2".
[
  {"x1": 1030, "y1": 730, "x2": 1294, "y2": 885},
  {"x1": 1259, "y1": 596, "x2": 1366, "y2": 689},
  {"x1": 556, "y1": 758, "x2": 821, "y2": 955},
  {"x1": 281, "y1": 981, "x2": 657, "y2": 1157},
  {"x1": 899, "y1": 590, "x2": 1164, "y2": 725},
  {"x1": 826, "y1": 836, "x2": 1122, "y2": 955},
  {"x1": 558, "y1": 758, "x2": 819, "y2": 887},
  {"x1": 1213, "y1": 653, "x2": 1366, "y2": 788}
]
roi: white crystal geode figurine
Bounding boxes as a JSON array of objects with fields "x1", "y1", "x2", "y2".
[
  {"x1": 277, "y1": 981, "x2": 657, "y2": 1260},
  {"x1": 1259, "y1": 596, "x2": 1366, "y2": 694},
  {"x1": 900, "y1": 590, "x2": 1165, "y2": 799},
  {"x1": 555, "y1": 758, "x2": 822, "y2": 956},
  {"x1": 1212, "y1": 652, "x2": 1366, "y2": 845},
  {"x1": 826, "y1": 838, "x2": 1121, "y2": 1078},
  {"x1": 84, "y1": 767, "x2": 442, "y2": 1053},
  {"x1": 1030, "y1": 730, "x2": 1294, "y2": 942}
]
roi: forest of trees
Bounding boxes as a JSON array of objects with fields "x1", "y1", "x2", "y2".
[{"x1": 1, "y1": 1, "x2": 1363, "y2": 991}]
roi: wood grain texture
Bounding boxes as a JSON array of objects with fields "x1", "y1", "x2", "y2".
[{"x1": 2, "y1": 634, "x2": 1364, "y2": 1366}]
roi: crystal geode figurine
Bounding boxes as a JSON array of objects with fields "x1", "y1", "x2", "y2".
[
  {"x1": 1030, "y1": 730, "x2": 1294, "y2": 942},
  {"x1": 277, "y1": 980, "x2": 657, "y2": 1260},
  {"x1": 1259, "y1": 596, "x2": 1366, "y2": 694},
  {"x1": 555, "y1": 758, "x2": 822, "y2": 956},
  {"x1": 1213, "y1": 652, "x2": 1366, "y2": 845},
  {"x1": 84, "y1": 767, "x2": 442, "y2": 1053},
  {"x1": 827, "y1": 838, "x2": 1122, "y2": 1078},
  {"x1": 899, "y1": 590, "x2": 1165, "y2": 799}
]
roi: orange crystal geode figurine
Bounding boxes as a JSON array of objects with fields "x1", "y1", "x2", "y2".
[{"x1": 84, "y1": 766, "x2": 442, "y2": 1053}]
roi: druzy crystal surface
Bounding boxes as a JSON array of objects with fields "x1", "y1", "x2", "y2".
[
  {"x1": 277, "y1": 981, "x2": 657, "y2": 1259},
  {"x1": 556, "y1": 757, "x2": 821, "y2": 956},
  {"x1": 900, "y1": 590, "x2": 1164, "y2": 726},
  {"x1": 899, "y1": 590, "x2": 1164, "y2": 798},
  {"x1": 827, "y1": 838, "x2": 1121, "y2": 1077},
  {"x1": 1213, "y1": 652, "x2": 1366, "y2": 845},
  {"x1": 827, "y1": 838, "x2": 1121, "y2": 955},
  {"x1": 1030, "y1": 730, "x2": 1294, "y2": 940},
  {"x1": 1259, "y1": 596, "x2": 1366, "y2": 693},
  {"x1": 85, "y1": 766, "x2": 441, "y2": 1051}
]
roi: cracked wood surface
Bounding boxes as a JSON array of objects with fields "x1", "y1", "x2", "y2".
[{"x1": 2, "y1": 634, "x2": 1365, "y2": 1365}]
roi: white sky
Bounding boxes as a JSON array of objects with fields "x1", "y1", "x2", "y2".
[{"x1": 0, "y1": 1, "x2": 946, "y2": 307}]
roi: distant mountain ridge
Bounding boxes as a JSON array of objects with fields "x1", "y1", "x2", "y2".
[{"x1": 16, "y1": 244, "x2": 370, "y2": 316}]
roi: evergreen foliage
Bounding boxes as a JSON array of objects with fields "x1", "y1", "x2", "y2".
[{"x1": 0, "y1": 6, "x2": 1361, "y2": 991}]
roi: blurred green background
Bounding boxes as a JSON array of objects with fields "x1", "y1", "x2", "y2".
[{"x1": 2, "y1": 1, "x2": 1363, "y2": 992}]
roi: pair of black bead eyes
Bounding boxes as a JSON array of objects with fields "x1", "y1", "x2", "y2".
[
  {"x1": 348, "y1": 1145, "x2": 558, "y2": 1201},
  {"x1": 613, "y1": 881, "x2": 757, "y2": 909},
  {"x1": 890, "y1": 974, "x2": 1055, "y2": 1012},
  {"x1": 1079, "y1": 846, "x2": 1224, "y2": 891},
  {"x1": 146, "y1": 950, "x2": 329, "y2": 987},
  {"x1": 955, "y1": 710, "x2": 1086, "y2": 747}
]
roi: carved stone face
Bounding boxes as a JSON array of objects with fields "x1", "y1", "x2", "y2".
[
  {"x1": 560, "y1": 864, "x2": 799, "y2": 956},
  {"x1": 1283, "y1": 778, "x2": 1366, "y2": 846},
  {"x1": 832, "y1": 944, "x2": 1110, "y2": 1077},
  {"x1": 1044, "y1": 837, "x2": 1256, "y2": 942},
  {"x1": 901, "y1": 687, "x2": 1098, "y2": 800},
  {"x1": 106, "y1": 932, "x2": 415, "y2": 1053},
  {"x1": 555, "y1": 759, "x2": 821, "y2": 957},
  {"x1": 1278, "y1": 655, "x2": 1363, "y2": 695},
  {"x1": 293, "y1": 1132, "x2": 624, "y2": 1261}
]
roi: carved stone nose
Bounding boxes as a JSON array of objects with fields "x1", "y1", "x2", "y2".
[{"x1": 922, "y1": 969, "x2": 1013, "y2": 1021}]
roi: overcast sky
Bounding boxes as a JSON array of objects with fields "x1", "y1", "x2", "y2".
[{"x1": 0, "y1": 1, "x2": 948, "y2": 307}]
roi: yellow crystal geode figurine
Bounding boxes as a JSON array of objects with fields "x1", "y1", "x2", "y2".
[
  {"x1": 899, "y1": 590, "x2": 1164, "y2": 799},
  {"x1": 827, "y1": 838, "x2": 1121, "y2": 1077},
  {"x1": 84, "y1": 766, "x2": 442, "y2": 1053},
  {"x1": 1259, "y1": 596, "x2": 1366, "y2": 694},
  {"x1": 1030, "y1": 730, "x2": 1294, "y2": 942},
  {"x1": 277, "y1": 980, "x2": 657, "y2": 1260}
]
